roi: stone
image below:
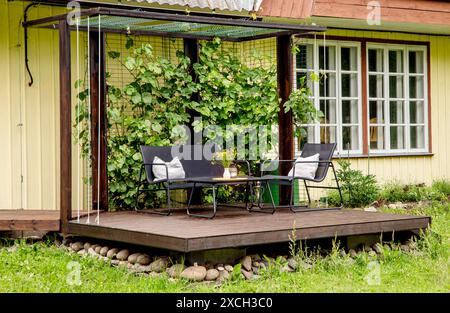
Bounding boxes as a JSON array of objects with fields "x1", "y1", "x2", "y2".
[
  {"x1": 287, "y1": 257, "x2": 298, "y2": 270},
  {"x1": 373, "y1": 244, "x2": 383, "y2": 254},
  {"x1": 216, "y1": 266, "x2": 225, "y2": 271},
  {"x1": 281, "y1": 264, "x2": 294, "y2": 273},
  {"x1": 241, "y1": 269, "x2": 253, "y2": 279},
  {"x1": 277, "y1": 255, "x2": 287, "y2": 263},
  {"x1": 87, "y1": 248, "x2": 97, "y2": 257},
  {"x1": 148, "y1": 272, "x2": 161, "y2": 278},
  {"x1": 368, "y1": 251, "x2": 377, "y2": 257},
  {"x1": 127, "y1": 262, "x2": 134, "y2": 269},
  {"x1": 217, "y1": 269, "x2": 230, "y2": 282},
  {"x1": 301, "y1": 262, "x2": 313, "y2": 270},
  {"x1": 137, "y1": 254, "x2": 151, "y2": 266},
  {"x1": 224, "y1": 264, "x2": 233, "y2": 272},
  {"x1": 349, "y1": 249, "x2": 358, "y2": 258},
  {"x1": 83, "y1": 242, "x2": 91, "y2": 250},
  {"x1": 118, "y1": 261, "x2": 128, "y2": 267},
  {"x1": 249, "y1": 254, "x2": 261, "y2": 261},
  {"x1": 252, "y1": 261, "x2": 260, "y2": 268},
  {"x1": 94, "y1": 246, "x2": 102, "y2": 254},
  {"x1": 167, "y1": 264, "x2": 186, "y2": 278},
  {"x1": 54, "y1": 239, "x2": 62, "y2": 247},
  {"x1": 77, "y1": 249, "x2": 86, "y2": 256},
  {"x1": 339, "y1": 250, "x2": 347, "y2": 257},
  {"x1": 181, "y1": 265, "x2": 207, "y2": 281},
  {"x1": 252, "y1": 267, "x2": 259, "y2": 274},
  {"x1": 106, "y1": 248, "x2": 119, "y2": 259},
  {"x1": 116, "y1": 249, "x2": 130, "y2": 261},
  {"x1": 205, "y1": 269, "x2": 220, "y2": 281},
  {"x1": 62, "y1": 238, "x2": 72, "y2": 246},
  {"x1": 127, "y1": 253, "x2": 141, "y2": 264},
  {"x1": 400, "y1": 244, "x2": 410, "y2": 252},
  {"x1": 394, "y1": 201, "x2": 407, "y2": 209},
  {"x1": 133, "y1": 264, "x2": 152, "y2": 273},
  {"x1": 240, "y1": 256, "x2": 252, "y2": 272},
  {"x1": 111, "y1": 260, "x2": 120, "y2": 266},
  {"x1": 363, "y1": 245, "x2": 373, "y2": 253},
  {"x1": 149, "y1": 257, "x2": 169, "y2": 273},
  {"x1": 364, "y1": 206, "x2": 377, "y2": 212},
  {"x1": 70, "y1": 241, "x2": 84, "y2": 252},
  {"x1": 99, "y1": 246, "x2": 109, "y2": 257}
]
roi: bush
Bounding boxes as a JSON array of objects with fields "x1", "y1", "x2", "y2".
[
  {"x1": 327, "y1": 159, "x2": 379, "y2": 208},
  {"x1": 379, "y1": 182, "x2": 447, "y2": 203},
  {"x1": 431, "y1": 180, "x2": 450, "y2": 197}
]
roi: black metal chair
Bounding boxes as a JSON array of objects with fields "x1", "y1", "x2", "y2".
[
  {"x1": 135, "y1": 145, "x2": 224, "y2": 215},
  {"x1": 260, "y1": 143, "x2": 343, "y2": 212}
]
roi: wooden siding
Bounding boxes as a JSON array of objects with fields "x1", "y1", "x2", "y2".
[{"x1": 1, "y1": 1, "x2": 450, "y2": 210}]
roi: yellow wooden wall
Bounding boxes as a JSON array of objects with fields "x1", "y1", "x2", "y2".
[{"x1": 1, "y1": 0, "x2": 449, "y2": 210}]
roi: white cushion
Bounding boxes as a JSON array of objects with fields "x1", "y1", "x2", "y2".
[
  {"x1": 152, "y1": 156, "x2": 185, "y2": 181},
  {"x1": 288, "y1": 153, "x2": 320, "y2": 180}
]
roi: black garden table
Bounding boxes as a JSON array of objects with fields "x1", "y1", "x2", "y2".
[{"x1": 186, "y1": 176, "x2": 277, "y2": 218}]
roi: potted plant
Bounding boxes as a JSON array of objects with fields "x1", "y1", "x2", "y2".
[{"x1": 213, "y1": 149, "x2": 236, "y2": 179}]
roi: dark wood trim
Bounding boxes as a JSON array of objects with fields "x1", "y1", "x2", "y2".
[
  {"x1": 335, "y1": 152, "x2": 434, "y2": 159},
  {"x1": 183, "y1": 37, "x2": 200, "y2": 142},
  {"x1": 59, "y1": 19, "x2": 72, "y2": 234},
  {"x1": 89, "y1": 30, "x2": 108, "y2": 212},
  {"x1": 300, "y1": 34, "x2": 430, "y2": 46},
  {"x1": 277, "y1": 35, "x2": 294, "y2": 205},
  {"x1": 361, "y1": 41, "x2": 368, "y2": 155},
  {"x1": 426, "y1": 43, "x2": 432, "y2": 153}
]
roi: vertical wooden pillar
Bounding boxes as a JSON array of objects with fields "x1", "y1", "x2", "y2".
[
  {"x1": 183, "y1": 38, "x2": 202, "y2": 204},
  {"x1": 90, "y1": 31, "x2": 108, "y2": 212},
  {"x1": 183, "y1": 38, "x2": 199, "y2": 144},
  {"x1": 59, "y1": 20, "x2": 72, "y2": 232},
  {"x1": 277, "y1": 35, "x2": 294, "y2": 205}
]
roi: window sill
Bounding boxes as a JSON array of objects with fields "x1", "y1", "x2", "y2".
[{"x1": 333, "y1": 152, "x2": 434, "y2": 159}]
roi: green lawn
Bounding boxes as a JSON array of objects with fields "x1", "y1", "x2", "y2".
[{"x1": 0, "y1": 204, "x2": 449, "y2": 293}]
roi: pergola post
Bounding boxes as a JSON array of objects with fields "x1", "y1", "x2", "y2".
[
  {"x1": 59, "y1": 19, "x2": 72, "y2": 232},
  {"x1": 183, "y1": 38, "x2": 200, "y2": 143},
  {"x1": 277, "y1": 35, "x2": 294, "y2": 205},
  {"x1": 90, "y1": 30, "x2": 108, "y2": 212}
]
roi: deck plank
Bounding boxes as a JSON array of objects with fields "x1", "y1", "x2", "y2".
[{"x1": 69, "y1": 209, "x2": 431, "y2": 252}]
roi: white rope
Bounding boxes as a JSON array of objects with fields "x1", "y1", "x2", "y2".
[
  {"x1": 86, "y1": 16, "x2": 91, "y2": 224},
  {"x1": 76, "y1": 17, "x2": 81, "y2": 223},
  {"x1": 95, "y1": 14, "x2": 101, "y2": 225}
]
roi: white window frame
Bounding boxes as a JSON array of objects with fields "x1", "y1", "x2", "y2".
[
  {"x1": 293, "y1": 39, "x2": 362, "y2": 156},
  {"x1": 367, "y1": 43, "x2": 429, "y2": 154}
]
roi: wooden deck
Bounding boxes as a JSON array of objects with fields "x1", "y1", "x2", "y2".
[{"x1": 68, "y1": 209, "x2": 431, "y2": 252}]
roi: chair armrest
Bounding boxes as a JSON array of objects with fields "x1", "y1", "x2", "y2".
[{"x1": 232, "y1": 160, "x2": 251, "y2": 176}]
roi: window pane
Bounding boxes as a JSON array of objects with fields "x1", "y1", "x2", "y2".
[
  {"x1": 342, "y1": 100, "x2": 358, "y2": 124},
  {"x1": 296, "y1": 72, "x2": 314, "y2": 94},
  {"x1": 409, "y1": 76, "x2": 424, "y2": 99},
  {"x1": 389, "y1": 75, "x2": 404, "y2": 98},
  {"x1": 410, "y1": 126, "x2": 425, "y2": 149},
  {"x1": 342, "y1": 126, "x2": 359, "y2": 150},
  {"x1": 390, "y1": 126, "x2": 406, "y2": 149},
  {"x1": 369, "y1": 126, "x2": 385, "y2": 150},
  {"x1": 369, "y1": 100, "x2": 384, "y2": 124},
  {"x1": 319, "y1": 46, "x2": 336, "y2": 70},
  {"x1": 319, "y1": 73, "x2": 336, "y2": 97},
  {"x1": 409, "y1": 50, "x2": 424, "y2": 74},
  {"x1": 369, "y1": 74, "x2": 384, "y2": 98},
  {"x1": 368, "y1": 49, "x2": 383, "y2": 72},
  {"x1": 341, "y1": 73, "x2": 358, "y2": 97},
  {"x1": 410, "y1": 101, "x2": 425, "y2": 124},
  {"x1": 296, "y1": 44, "x2": 314, "y2": 70},
  {"x1": 389, "y1": 100, "x2": 405, "y2": 124},
  {"x1": 341, "y1": 47, "x2": 357, "y2": 71},
  {"x1": 320, "y1": 99, "x2": 337, "y2": 124},
  {"x1": 319, "y1": 126, "x2": 337, "y2": 144},
  {"x1": 297, "y1": 126, "x2": 315, "y2": 151},
  {"x1": 388, "y1": 50, "x2": 404, "y2": 73}
]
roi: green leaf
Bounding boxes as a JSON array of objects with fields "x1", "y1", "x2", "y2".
[{"x1": 108, "y1": 51, "x2": 120, "y2": 59}]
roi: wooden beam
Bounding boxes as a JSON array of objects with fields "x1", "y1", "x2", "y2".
[
  {"x1": 89, "y1": 30, "x2": 108, "y2": 212},
  {"x1": 277, "y1": 35, "x2": 294, "y2": 205},
  {"x1": 59, "y1": 19, "x2": 72, "y2": 233},
  {"x1": 183, "y1": 38, "x2": 199, "y2": 142}
]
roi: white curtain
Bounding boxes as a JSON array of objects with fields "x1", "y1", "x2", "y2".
[{"x1": 129, "y1": 0, "x2": 264, "y2": 12}]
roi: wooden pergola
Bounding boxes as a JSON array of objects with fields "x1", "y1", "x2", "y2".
[{"x1": 25, "y1": 7, "x2": 327, "y2": 233}]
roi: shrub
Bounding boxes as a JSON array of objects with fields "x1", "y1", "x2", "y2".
[
  {"x1": 431, "y1": 180, "x2": 450, "y2": 197},
  {"x1": 379, "y1": 182, "x2": 447, "y2": 203},
  {"x1": 327, "y1": 159, "x2": 379, "y2": 208}
]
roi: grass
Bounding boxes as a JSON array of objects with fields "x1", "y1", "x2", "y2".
[{"x1": 0, "y1": 204, "x2": 449, "y2": 293}]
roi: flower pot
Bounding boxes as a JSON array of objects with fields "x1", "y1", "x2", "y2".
[{"x1": 223, "y1": 168, "x2": 231, "y2": 179}]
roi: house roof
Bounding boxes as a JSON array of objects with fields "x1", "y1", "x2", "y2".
[{"x1": 258, "y1": 0, "x2": 450, "y2": 30}]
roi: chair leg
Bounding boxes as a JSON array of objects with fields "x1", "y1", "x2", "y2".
[
  {"x1": 187, "y1": 184, "x2": 216, "y2": 219},
  {"x1": 249, "y1": 181, "x2": 275, "y2": 214},
  {"x1": 331, "y1": 163, "x2": 344, "y2": 209}
]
